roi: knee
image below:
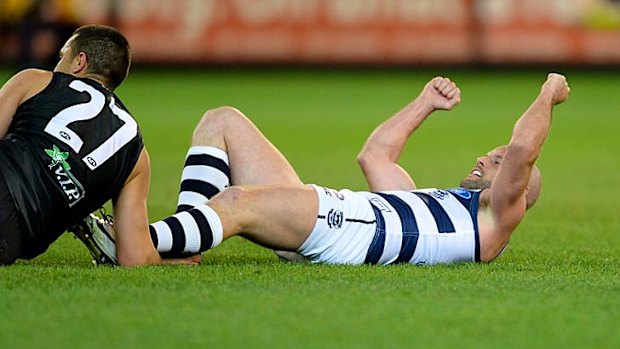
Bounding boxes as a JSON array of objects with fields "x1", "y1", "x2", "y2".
[
  {"x1": 201, "y1": 106, "x2": 245, "y2": 123},
  {"x1": 210, "y1": 186, "x2": 252, "y2": 209},
  {"x1": 192, "y1": 106, "x2": 250, "y2": 146},
  {"x1": 193, "y1": 106, "x2": 248, "y2": 141},
  {"x1": 209, "y1": 186, "x2": 258, "y2": 232}
]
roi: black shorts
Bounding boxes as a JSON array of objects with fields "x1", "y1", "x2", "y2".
[{"x1": 0, "y1": 172, "x2": 23, "y2": 265}]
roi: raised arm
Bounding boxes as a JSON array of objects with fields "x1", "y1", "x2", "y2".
[
  {"x1": 358, "y1": 77, "x2": 461, "y2": 191},
  {"x1": 483, "y1": 73, "x2": 570, "y2": 260},
  {"x1": 112, "y1": 148, "x2": 162, "y2": 266}
]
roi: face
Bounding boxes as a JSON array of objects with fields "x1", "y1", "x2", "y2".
[
  {"x1": 460, "y1": 145, "x2": 507, "y2": 190},
  {"x1": 54, "y1": 35, "x2": 78, "y2": 74}
]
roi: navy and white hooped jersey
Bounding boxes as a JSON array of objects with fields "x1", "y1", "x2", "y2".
[
  {"x1": 359, "y1": 188, "x2": 482, "y2": 265},
  {"x1": 300, "y1": 185, "x2": 482, "y2": 266}
]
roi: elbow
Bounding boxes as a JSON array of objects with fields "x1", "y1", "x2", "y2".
[
  {"x1": 357, "y1": 151, "x2": 370, "y2": 168},
  {"x1": 506, "y1": 142, "x2": 539, "y2": 165},
  {"x1": 357, "y1": 150, "x2": 379, "y2": 172}
]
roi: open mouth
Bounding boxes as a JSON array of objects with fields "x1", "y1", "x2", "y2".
[{"x1": 471, "y1": 168, "x2": 483, "y2": 177}]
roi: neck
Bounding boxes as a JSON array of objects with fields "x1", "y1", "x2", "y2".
[{"x1": 78, "y1": 73, "x2": 111, "y2": 91}]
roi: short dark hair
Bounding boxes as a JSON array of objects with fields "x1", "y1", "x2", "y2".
[{"x1": 69, "y1": 24, "x2": 131, "y2": 90}]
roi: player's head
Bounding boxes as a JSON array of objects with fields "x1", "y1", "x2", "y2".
[
  {"x1": 54, "y1": 24, "x2": 131, "y2": 90},
  {"x1": 460, "y1": 145, "x2": 542, "y2": 209}
]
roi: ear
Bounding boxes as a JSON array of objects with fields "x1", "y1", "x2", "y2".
[
  {"x1": 71, "y1": 52, "x2": 88, "y2": 75},
  {"x1": 523, "y1": 185, "x2": 531, "y2": 209},
  {"x1": 523, "y1": 185, "x2": 530, "y2": 200}
]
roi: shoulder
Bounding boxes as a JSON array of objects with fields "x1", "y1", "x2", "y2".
[
  {"x1": 15, "y1": 68, "x2": 52, "y2": 79},
  {"x1": 0, "y1": 69, "x2": 55, "y2": 135},
  {"x1": 3, "y1": 69, "x2": 54, "y2": 103},
  {"x1": 9, "y1": 68, "x2": 53, "y2": 86}
]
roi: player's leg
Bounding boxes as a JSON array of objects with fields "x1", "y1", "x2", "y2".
[
  {"x1": 210, "y1": 185, "x2": 318, "y2": 250},
  {"x1": 174, "y1": 144, "x2": 230, "y2": 213},
  {"x1": 149, "y1": 185, "x2": 318, "y2": 256},
  {"x1": 174, "y1": 106, "x2": 301, "y2": 212},
  {"x1": 152, "y1": 106, "x2": 304, "y2": 255},
  {"x1": 192, "y1": 107, "x2": 308, "y2": 260},
  {"x1": 193, "y1": 106, "x2": 301, "y2": 186}
]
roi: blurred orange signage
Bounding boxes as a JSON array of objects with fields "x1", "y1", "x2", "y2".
[{"x1": 73, "y1": 0, "x2": 620, "y2": 65}]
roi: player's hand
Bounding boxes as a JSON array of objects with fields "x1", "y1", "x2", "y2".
[
  {"x1": 162, "y1": 254, "x2": 202, "y2": 265},
  {"x1": 542, "y1": 73, "x2": 570, "y2": 105},
  {"x1": 419, "y1": 76, "x2": 461, "y2": 111}
]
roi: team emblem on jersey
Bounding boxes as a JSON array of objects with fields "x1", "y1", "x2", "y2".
[
  {"x1": 446, "y1": 187, "x2": 472, "y2": 199},
  {"x1": 45, "y1": 145, "x2": 85, "y2": 207},
  {"x1": 327, "y1": 209, "x2": 344, "y2": 229}
]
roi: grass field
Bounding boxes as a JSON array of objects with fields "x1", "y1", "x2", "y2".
[{"x1": 0, "y1": 67, "x2": 618, "y2": 348}]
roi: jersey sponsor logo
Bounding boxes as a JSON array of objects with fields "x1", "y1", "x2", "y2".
[
  {"x1": 45, "y1": 144, "x2": 85, "y2": 207},
  {"x1": 59, "y1": 131, "x2": 71, "y2": 140},
  {"x1": 446, "y1": 187, "x2": 471, "y2": 199},
  {"x1": 430, "y1": 189, "x2": 449, "y2": 200},
  {"x1": 327, "y1": 209, "x2": 344, "y2": 229},
  {"x1": 86, "y1": 156, "x2": 97, "y2": 167}
]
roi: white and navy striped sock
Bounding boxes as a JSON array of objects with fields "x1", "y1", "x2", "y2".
[
  {"x1": 149, "y1": 146, "x2": 230, "y2": 255},
  {"x1": 176, "y1": 146, "x2": 230, "y2": 213},
  {"x1": 149, "y1": 204, "x2": 224, "y2": 255}
]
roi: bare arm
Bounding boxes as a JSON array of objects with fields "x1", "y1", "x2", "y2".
[
  {"x1": 0, "y1": 69, "x2": 52, "y2": 137},
  {"x1": 358, "y1": 77, "x2": 461, "y2": 191},
  {"x1": 484, "y1": 73, "x2": 570, "y2": 259},
  {"x1": 113, "y1": 148, "x2": 162, "y2": 266}
]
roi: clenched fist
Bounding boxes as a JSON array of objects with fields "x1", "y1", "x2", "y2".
[
  {"x1": 542, "y1": 73, "x2": 570, "y2": 106},
  {"x1": 419, "y1": 76, "x2": 461, "y2": 111}
]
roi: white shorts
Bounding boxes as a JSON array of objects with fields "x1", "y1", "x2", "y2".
[{"x1": 298, "y1": 185, "x2": 479, "y2": 265}]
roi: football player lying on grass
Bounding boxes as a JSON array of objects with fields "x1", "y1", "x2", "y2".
[{"x1": 75, "y1": 74, "x2": 569, "y2": 266}]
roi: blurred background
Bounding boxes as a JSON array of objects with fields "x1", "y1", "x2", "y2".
[{"x1": 2, "y1": 0, "x2": 620, "y2": 68}]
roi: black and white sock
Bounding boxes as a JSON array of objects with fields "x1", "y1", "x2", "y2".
[
  {"x1": 149, "y1": 204, "x2": 224, "y2": 255},
  {"x1": 150, "y1": 146, "x2": 230, "y2": 255},
  {"x1": 176, "y1": 146, "x2": 230, "y2": 212}
]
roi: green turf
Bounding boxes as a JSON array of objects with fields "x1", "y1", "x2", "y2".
[{"x1": 0, "y1": 68, "x2": 618, "y2": 348}]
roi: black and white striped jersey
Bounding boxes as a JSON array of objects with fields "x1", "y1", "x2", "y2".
[{"x1": 0, "y1": 72, "x2": 143, "y2": 258}]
